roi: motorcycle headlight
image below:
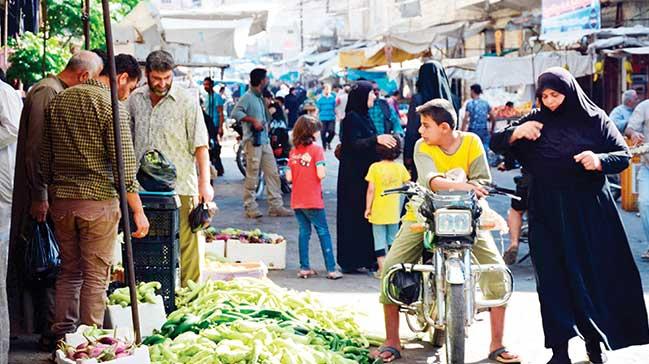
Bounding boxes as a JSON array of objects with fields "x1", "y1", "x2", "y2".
[{"x1": 434, "y1": 209, "x2": 473, "y2": 236}]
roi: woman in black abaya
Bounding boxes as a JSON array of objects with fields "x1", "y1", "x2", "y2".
[
  {"x1": 492, "y1": 68, "x2": 649, "y2": 364},
  {"x1": 404, "y1": 61, "x2": 456, "y2": 180},
  {"x1": 336, "y1": 81, "x2": 397, "y2": 272}
]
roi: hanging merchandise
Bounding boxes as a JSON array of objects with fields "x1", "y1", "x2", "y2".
[
  {"x1": 624, "y1": 59, "x2": 633, "y2": 86},
  {"x1": 593, "y1": 60, "x2": 604, "y2": 82}
]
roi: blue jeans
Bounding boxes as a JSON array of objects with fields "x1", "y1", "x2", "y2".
[
  {"x1": 295, "y1": 209, "x2": 337, "y2": 272},
  {"x1": 637, "y1": 165, "x2": 649, "y2": 243},
  {"x1": 372, "y1": 223, "x2": 400, "y2": 256}
]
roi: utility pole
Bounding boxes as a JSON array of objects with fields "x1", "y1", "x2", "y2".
[
  {"x1": 299, "y1": 0, "x2": 304, "y2": 52},
  {"x1": 83, "y1": 0, "x2": 90, "y2": 49},
  {"x1": 3, "y1": 0, "x2": 9, "y2": 64},
  {"x1": 42, "y1": 0, "x2": 48, "y2": 77}
]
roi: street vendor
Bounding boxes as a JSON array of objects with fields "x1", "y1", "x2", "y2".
[{"x1": 128, "y1": 50, "x2": 213, "y2": 287}]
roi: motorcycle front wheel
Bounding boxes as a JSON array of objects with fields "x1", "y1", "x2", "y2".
[
  {"x1": 236, "y1": 142, "x2": 247, "y2": 177},
  {"x1": 445, "y1": 283, "x2": 466, "y2": 364}
]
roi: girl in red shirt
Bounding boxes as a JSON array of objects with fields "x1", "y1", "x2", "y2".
[{"x1": 287, "y1": 116, "x2": 342, "y2": 280}]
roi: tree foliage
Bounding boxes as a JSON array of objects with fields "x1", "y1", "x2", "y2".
[{"x1": 7, "y1": 0, "x2": 140, "y2": 86}]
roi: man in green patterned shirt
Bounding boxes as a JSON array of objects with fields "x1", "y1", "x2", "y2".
[
  {"x1": 128, "y1": 50, "x2": 212, "y2": 287},
  {"x1": 42, "y1": 53, "x2": 149, "y2": 339}
]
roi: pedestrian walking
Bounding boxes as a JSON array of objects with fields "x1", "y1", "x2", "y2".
[
  {"x1": 43, "y1": 54, "x2": 149, "y2": 341},
  {"x1": 610, "y1": 90, "x2": 639, "y2": 133},
  {"x1": 364, "y1": 139, "x2": 410, "y2": 276},
  {"x1": 231, "y1": 68, "x2": 293, "y2": 219},
  {"x1": 128, "y1": 50, "x2": 213, "y2": 287},
  {"x1": 285, "y1": 87, "x2": 301, "y2": 129},
  {"x1": 368, "y1": 83, "x2": 403, "y2": 136},
  {"x1": 316, "y1": 84, "x2": 336, "y2": 150},
  {"x1": 625, "y1": 99, "x2": 649, "y2": 261},
  {"x1": 7, "y1": 52, "x2": 102, "y2": 347},
  {"x1": 0, "y1": 75, "x2": 22, "y2": 364},
  {"x1": 492, "y1": 67, "x2": 649, "y2": 364},
  {"x1": 286, "y1": 115, "x2": 342, "y2": 280},
  {"x1": 404, "y1": 61, "x2": 455, "y2": 181},
  {"x1": 336, "y1": 81, "x2": 397, "y2": 273},
  {"x1": 202, "y1": 77, "x2": 225, "y2": 176},
  {"x1": 462, "y1": 84, "x2": 495, "y2": 151}
]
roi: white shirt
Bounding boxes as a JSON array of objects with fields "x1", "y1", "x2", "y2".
[
  {"x1": 627, "y1": 99, "x2": 649, "y2": 165},
  {"x1": 0, "y1": 80, "x2": 22, "y2": 230}
]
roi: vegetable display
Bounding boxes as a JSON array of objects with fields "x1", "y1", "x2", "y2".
[
  {"x1": 146, "y1": 278, "x2": 378, "y2": 364},
  {"x1": 58, "y1": 326, "x2": 136, "y2": 362},
  {"x1": 215, "y1": 228, "x2": 285, "y2": 245},
  {"x1": 108, "y1": 281, "x2": 161, "y2": 307}
]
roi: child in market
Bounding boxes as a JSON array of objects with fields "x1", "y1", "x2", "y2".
[
  {"x1": 286, "y1": 115, "x2": 343, "y2": 280},
  {"x1": 364, "y1": 138, "x2": 411, "y2": 277}
]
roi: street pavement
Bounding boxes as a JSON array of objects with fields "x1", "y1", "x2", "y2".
[{"x1": 8, "y1": 135, "x2": 649, "y2": 363}]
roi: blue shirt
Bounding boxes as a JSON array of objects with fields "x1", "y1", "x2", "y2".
[
  {"x1": 316, "y1": 94, "x2": 336, "y2": 121},
  {"x1": 369, "y1": 100, "x2": 404, "y2": 135},
  {"x1": 609, "y1": 104, "x2": 633, "y2": 132},
  {"x1": 466, "y1": 98, "x2": 491, "y2": 132},
  {"x1": 231, "y1": 89, "x2": 270, "y2": 145},
  {"x1": 204, "y1": 92, "x2": 225, "y2": 126}
]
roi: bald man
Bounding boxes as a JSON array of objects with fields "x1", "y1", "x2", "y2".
[{"x1": 7, "y1": 51, "x2": 102, "y2": 349}]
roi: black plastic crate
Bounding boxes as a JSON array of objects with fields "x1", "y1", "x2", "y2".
[{"x1": 123, "y1": 239, "x2": 179, "y2": 313}]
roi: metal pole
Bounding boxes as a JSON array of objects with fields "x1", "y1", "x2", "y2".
[
  {"x1": 83, "y1": 0, "x2": 90, "y2": 50},
  {"x1": 42, "y1": 0, "x2": 47, "y2": 77},
  {"x1": 3, "y1": 0, "x2": 8, "y2": 65},
  {"x1": 299, "y1": 0, "x2": 303, "y2": 52},
  {"x1": 99, "y1": 0, "x2": 142, "y2": 344}
]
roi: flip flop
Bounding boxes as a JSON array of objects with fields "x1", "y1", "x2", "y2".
[
  {"x1": 297, "y1": 269, "x2": 317, "y2": 279},
  {"x1": 503, "y1": 246, "x2": 519, "y2": 265},
  {"x1": 373, "y1": 346, "x2": 401, "y2": 363},
  {"x1": 488, "y1": 347, "x2": 522, "y2": 363}
]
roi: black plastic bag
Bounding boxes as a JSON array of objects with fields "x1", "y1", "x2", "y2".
[
  {"x1": 24, "y1": 221, "x2": 60, "y2": 283},
  {"x1": 388, "y1": 267, "x2": 422, "y2": 305},
  {"x1": 188, "y1": 201, "x2": 219, "y2": 233},
  {"x1": 137, "y1": 149, "x2": 177, "y2": 192}
]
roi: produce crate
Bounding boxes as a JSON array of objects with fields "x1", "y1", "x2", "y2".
[
  {"x1": 124, "y1": 191, "x2": 180, "y2": 312},
  {"x1": 55, "y1": 346, "x2": 149, "y2": 364},
  {"x1": 204, "y1": 239, "x2": 226, "y2": 258},
  {"x1": 104, "y1": 295, "x2": 167, "y2": 337},
  {"x1": 227, "y1": 240, "x2": 286, "y2": 270}
]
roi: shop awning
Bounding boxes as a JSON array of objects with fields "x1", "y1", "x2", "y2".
[{"x1": 604, "y1": 46, "x2": 649, "y2": 58}]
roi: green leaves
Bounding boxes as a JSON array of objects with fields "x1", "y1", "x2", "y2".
[{"x1": 7, "y1": 0, "x2": 139, "y2": 86}]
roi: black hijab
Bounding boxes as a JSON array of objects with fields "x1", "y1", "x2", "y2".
[
  {"x1": 416, "y1": 61, "x2": 454, "y2": 105},
  {"x1": 345, "y1": 81, "x2": 374, "y2": 115},
  {"x1": 535, "y1": 67, "x2": 606, "y2": 123}
]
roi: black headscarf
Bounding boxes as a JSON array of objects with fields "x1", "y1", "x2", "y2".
[
  {"x1": 345, "y1": 81, "x2": 374, "y2": 116},
  {"x1": 416, "y1": 61, "x2": 454, "y2": 105},
  {"x1": 535, "y1": 67, "x2": 606, "y2": 122}
]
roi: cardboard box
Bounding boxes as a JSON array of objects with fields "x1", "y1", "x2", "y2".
[
  {"x1": 204, "y1": 239, "x2": 226, "y2": 258},
  {"x1": 55, "y1": 346, "x2": 150, "y2": 364},
  {"x1": 104, "y1": 296, "x2": 167, "y2": 337},
  {"x1": 201, "y1": 261, "x2": 268, "y2": 282},
  {"x1": 226, "y1": 239, "x2": 286, "y2": 269}
]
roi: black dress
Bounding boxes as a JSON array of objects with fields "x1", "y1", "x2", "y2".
[
  {"x1": 336, "y1": 81, "x2": 379, "y2": 271},
  {"x1": 491, "y1": 68, "x2": 649, "y2": 350}
]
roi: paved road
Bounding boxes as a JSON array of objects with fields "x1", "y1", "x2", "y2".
[{"x1": 9, "y1": 136, "x2": 649, "y2": 363}]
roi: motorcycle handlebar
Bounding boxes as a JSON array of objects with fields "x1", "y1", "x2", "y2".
[{"x1": 381, "y1": 184, "x2": 415, "y2": 197}]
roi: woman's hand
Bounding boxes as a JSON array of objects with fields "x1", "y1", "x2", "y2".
[
  {"x1": 510, "y1": 121, "x2": 543, "y2": 143},
  {"x1": 574, "y1": 151, "x2": 602, "y2": 171},
  {"x1": 377, "y1": 134, "x2": 397, "y2": 148}
]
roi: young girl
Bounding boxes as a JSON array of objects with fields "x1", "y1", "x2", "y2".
[
  {"x1": 286, "y1": 116, "x2": 343, "y2": 280},
  {"x1": 364, "y1": 139, "x2": 410, "y2": 276}
]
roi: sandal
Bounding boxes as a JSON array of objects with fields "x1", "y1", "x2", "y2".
[
  {"x1": 503, "y1": 245, "x2": 519, "y2": 265},
  {"x1": 488, "y1": 347, "x2": 522, "y2": 363},
  {"x1": 327, "y1": 271, "x2": 343, "y2": 280},
  {"x1": 297, "y1": 269, "x2": 317, "y2": 279},
  {"x1": 373, "y1": 345, "x2": 401, "y2": 362},
  {"x1": 641, "y1": 250, "x2": 649, "y2": 261}
]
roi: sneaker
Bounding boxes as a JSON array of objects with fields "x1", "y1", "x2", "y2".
[
  {"x1": 245, "y1": 210, "x2": 263, "y2": 219},
  {"x1": 268, "y1": 207, "x2": 294, "y2": 217}
]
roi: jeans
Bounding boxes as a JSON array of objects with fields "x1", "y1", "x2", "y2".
[
  {"x1": 295, "y1": 209, "x2": 337, "y2": 272},
  {"x1": 637, "y1": 165, "x2": 649, "y2": 243},
  {"x1": 49, "y1": 199, "x2": 120, "y2": 336},
  {"x1": 321, "y1": 120, "x2": 336, "y2": 147},
  {"x1": 373, "y1": 223, "x2": 400, "y2": 256}
]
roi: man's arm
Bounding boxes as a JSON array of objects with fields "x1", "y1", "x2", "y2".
[
  {"x1": 189, "y1": 97, "x2": 214, "y2": 202},
  {"x1": 231, "y1": 94, "x2": 263, "y2": 130},
  {"x1": 26, "y1": 87, "x2": 57, "y2": 204},
  {"x1": 195, "y1": 146, "x2": 213, "y2": 201},
  {"x1": 625, "y1": 105, "x2": 646, "y2": 144},
  {"x1": 461, "y1": 110, "x2": 470, "y2": 132}
]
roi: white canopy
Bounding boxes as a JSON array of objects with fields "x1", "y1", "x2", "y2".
[
  {"x1": 475, "y1": 51, "x2": 595, "y2": 88},
  {"x1": 604, "y1": 46, "x2": 649, "y2": 58},
  {"x1": 382, "y1": 21, "x2": 491, "y2": 54}
]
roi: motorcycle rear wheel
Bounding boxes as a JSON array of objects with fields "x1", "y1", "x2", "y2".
[{"x1": 445, "y1": 283, "x2": 466, "y2": 364}]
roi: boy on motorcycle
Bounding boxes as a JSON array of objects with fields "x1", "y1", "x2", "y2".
[{"x1": 373, "y1": 99, "x2": 521, "y2": 363}]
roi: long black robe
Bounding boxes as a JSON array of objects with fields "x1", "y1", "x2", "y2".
[
  {"x1": 404, "y1": 61, "x2": 455, "y2": 181},
  {"x1": 492, "y1": 67, "x2": 649, "y2": 350},
  {"x1": 336, "y1": 81, "x2": 379, "y2": 271}
]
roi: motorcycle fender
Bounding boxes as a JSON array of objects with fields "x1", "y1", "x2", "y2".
[{"x1": 445, "y1": 258, "x2": 465, "y2": 285}]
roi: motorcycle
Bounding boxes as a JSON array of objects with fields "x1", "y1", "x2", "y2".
[{"x1": 381, "y1": 182, "x2": 514, "y2": 364}]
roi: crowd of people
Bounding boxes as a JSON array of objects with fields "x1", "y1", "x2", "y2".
[{"x1": 1, "y1": 48, "x2": 649, "y2": 364}]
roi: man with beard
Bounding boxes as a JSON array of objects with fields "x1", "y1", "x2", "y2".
[
  {"x1": 232, "y1": 68, "x2": 293, "y2": 219},
  {"x1": 128, "y1": 50, "x2": 212, "y2": 287}
]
